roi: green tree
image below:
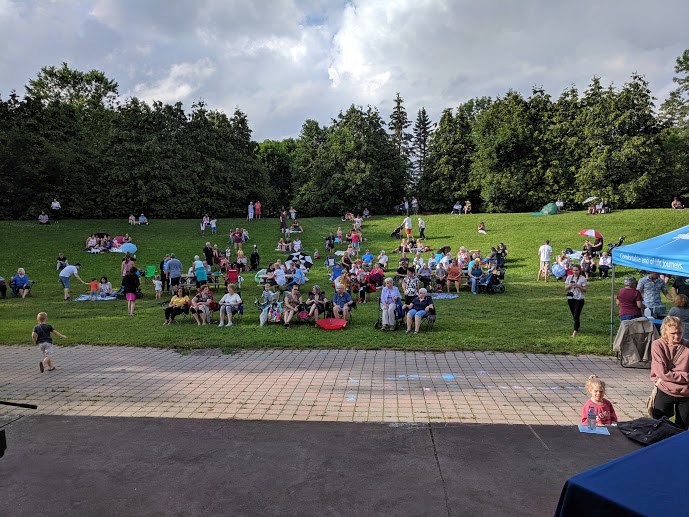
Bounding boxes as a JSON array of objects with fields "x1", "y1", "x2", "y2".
[
  {"x1": 411, "y1": 107, "x2": 432, "y2": 188},
  {"x1": 26, "y1": 62, "x2": 119, "y2": 109}
]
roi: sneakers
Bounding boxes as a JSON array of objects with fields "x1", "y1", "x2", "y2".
[
  {"x1": 226, "y1": 321, "x2": 233, "y2": 327},
  {"x1": 218, "y1": 322, "x2": 225, "y2": 327}
]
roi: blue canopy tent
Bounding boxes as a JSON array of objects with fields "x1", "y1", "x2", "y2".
[{"x1": 609, "y1": 224, "x2": 689, "y2": 345}]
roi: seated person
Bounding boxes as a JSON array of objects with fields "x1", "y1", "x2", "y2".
[
  {"x1": 477, "y1": 222, "x2": 487, "y2": 234},
  {"x1": 451, "y1": 201, "x2": 463, "y2": 215},
  {"x1": 164, "y1": 286, "x2": 190, "y2": 324},
  {"x1": 38, "y1": 211, "x2": 49, "y2": 224},
  {"x1": 282, "y1": 285, "x2": 303, "y2": 327},
  {"x1": 434, "y1": 263, "x2": 447, "y2": 292},
  {"x1": 362, "y1": 208, "x2": 370, "y2": 219},
  {"x1": 332, "y1": 283, "x2": 354, "y2": 319},
  {"x1": 217, "y1": 283, "x2": 242, "y2": 327},
  {"x1": 84, "y1": 234, "x2": 98, "y2": 250},
  {"x1": 446, "y1": 260, "x2": 462, "y2": 293},
  {"x1": 427, "y1": 255, "x2": 437, "y2": 270},
  {"x1": 56, "y1": 253, "x2": 69, "y2": 271},
  {"x1": 257, "y1": 283, "x2": 280, "y2": 310},
  {"x1": 396, "y1": 262, "x2": 410, "y2": 283},
  {"x1": 361, "y1": 249, "x2": 375, "y2": 268},
  {"x1": 468, "y1": 259, "x2": 484, "y2": 294},
  {"x1": 590, "y1": 237, "x2": 604, "y2": 254},
  {"x1": 464, "y1": 200, "x2": 472, "y2": 214},
  {"x1": 598, "y1": 252, "x2": 612, "y2": 278},
  {"x1": 555, "y1": 199, "x2": 564, "y2": 212},
  {"x1": 235, "y1": 249, "x2": 247, "y2": 272},
  {"x1": 412, "y1": 252, "x2": 424, "y2": 269},
  {"x1": 289, "y1": 220, "x2": 303, "y2": 233},
  {"x1": 99, "y1": 276, "x2": 112, "y2": 296},
  {"x1": 139, "y1": 213, "x2": 148, "y2": 225},
  {"x1": 672, "y1": 197, "x2": 684, "y2": 209},
  {"x1": 587, "y1": 204, "x2": 596, "y2": 215},
  {"x1": 306, "y1": 285, "x2": 328, "y2": 321},
  {"x1": 404, "y1": 288, "x2": 434, "y2": 334},
  {"x1": 122, "y1": 233, "x2": 132, "y2": 243},
  {"x1": 286, "y1": 265, "x2": 306, "y2": 290},
  {"x1": 341, "y1": 253, "x2": 353, "y2": 271},
  {"x1": 292, "y1": 238, "x2": 302, "y2": 252},
  {"x1": 128, "y1": 214, "x2": 136, "y2": 225},
  {"x1": 580, "y1": 254, "x2": 596, "y2": 279},
  {"x1": 368, "y1": 264, "x2": 385, "y2": 287},
  {"x1": 377, "y1": 250, "x2": 389, "y2": 270},
  {"x1": 601, "y1": 199, "x2": 611, "y2": 213},
  {"x1": 11, "y1": 268, "x2": 31, "y2": 298},
  {"x1": 190, "y1": 285, "x2": 214, "y2": 325}
]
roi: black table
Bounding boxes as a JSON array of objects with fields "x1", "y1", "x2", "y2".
[{"x1": 555, "y1": 430, "x2": 689, "y2": 516}]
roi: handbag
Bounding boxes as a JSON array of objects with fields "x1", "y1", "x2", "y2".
[{"x1": 646, "y1": 344, "x2": 686, "y2": 416}]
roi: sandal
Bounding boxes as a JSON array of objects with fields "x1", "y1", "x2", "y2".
[{"x1": 39, "y1": 361, "x2": 44, "y2": 373}]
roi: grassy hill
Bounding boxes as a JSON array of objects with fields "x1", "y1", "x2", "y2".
[{"x1": 1, "y1": 209, "x2": 686, "y2": 354}]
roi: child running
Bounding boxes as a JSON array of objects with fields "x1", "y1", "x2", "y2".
[
  {"x1": 32, "y1": 312, "x2": 66, "y2": 372},
  {"x1": 581, "y1": 374, "x2": 618, "y2": 426}
]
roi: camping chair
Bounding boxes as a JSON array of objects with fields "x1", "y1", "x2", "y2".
[
  {"x1": 254, "y1": 268, "x2": 267, "y2": 285},
  {"x1": 145, "y1": 265, "x2": 157, "y2": 278},
  {"x1": 226, "y1": 269, "x2": 243, "y2": 289},
  {"x1": 325, "y1": 255, "x2": 337, "y2": 271},
  {"x1": 404, "y1": 305, "x2": 436, "y2": 332}
]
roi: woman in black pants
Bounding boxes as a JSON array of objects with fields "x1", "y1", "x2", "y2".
[
  {"x1": 651, "y1": 316, "x2": 689, "y2": 429},
  {"x1": 565, "y1": 265, "x2": 588, "y2": 337}
]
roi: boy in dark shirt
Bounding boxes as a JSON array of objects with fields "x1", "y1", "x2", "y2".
[{"x1": 32, "y1": 312, "x2": 66, "y2": 372}]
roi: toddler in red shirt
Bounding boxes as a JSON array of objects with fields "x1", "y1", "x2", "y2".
[{"x1": 581, "y1": 375, "x2": 618, "y2": 426}]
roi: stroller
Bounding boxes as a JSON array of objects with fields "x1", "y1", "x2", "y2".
[
  {"x1": 391, "y1": 224, "x2": 404, "y2": 239},
  {"x1": 477, "y1": 271, "x2": 506, "y2": 294},
  {"x1": 607, "y1": 236, "x2": 625, "y2": 253},
  {"x1": 374, "y1": 299, "x2": 405, "y2": 330}
]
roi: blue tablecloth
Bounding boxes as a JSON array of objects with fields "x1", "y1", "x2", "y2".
[{"x1": 555, "y1": 430, "x2": 689, "y2": 516}]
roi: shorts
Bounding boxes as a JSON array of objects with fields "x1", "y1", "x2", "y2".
[
  {"x1": 125, "y1": 293, "x2": 136, "y2": 301},
  {"x1": 38, "y1": 341, "x2": 53, "y2": 357},
  {"x1": 59, "y1": 276, "x2": 70, "y2": 288},
  {"x1": 405, "y1": 228, "x2": 412, "y2": 236},
  {"x1": 408, "y1": 309, "x2": 427, "y2": 319}
]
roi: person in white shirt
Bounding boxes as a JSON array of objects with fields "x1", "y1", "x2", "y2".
[
  {"x1": 218, "y1": 284, "x2": 242, "y2": 327},
  {"x1": 537, "y1": 240, "x2": 553, "y2": 282},
  {"x1": 403, "y1": 216, "x2": 413, "y2": 239},
  {"x1": 274, "y1": 267, "x2": 287, "y2": 287},
  {"x1": 293, "y1": 238, "x2": 302, "y2": 253},
  {"x1": 50, "y1": 198, "x2": 61, "y2": 223},
  {"x1": 598, "y1": 252, "x2": 612, "y2": 278},
  {"x1": 377, "y1": 251, "x2": 389, "y2": 270}
]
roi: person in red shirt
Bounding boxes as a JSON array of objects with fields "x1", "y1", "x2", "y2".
[
  {"x1": 616, "y1": 275, "x2": 643, "y2": 321},
  {"x1": 581, "y1": 375, "x2": 618, "y2": 426}
]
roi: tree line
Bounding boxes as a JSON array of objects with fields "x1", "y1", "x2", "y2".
[{"x1": 1, "y1": 52, "x2": 687, "y2": 219}]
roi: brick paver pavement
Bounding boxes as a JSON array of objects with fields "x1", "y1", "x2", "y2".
[{"x1": 0, "y1": 345, "x2": 651, "y2": 424}]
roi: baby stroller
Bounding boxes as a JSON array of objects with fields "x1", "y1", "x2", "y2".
[
  {"x1": 477, "y1": 271, "x2": 505, "y2": 294},
  {"x1": 374, "y1": 299, "x2": 405, "y2": 330},
  {"x1": 607, "y1": 236, "x2": 625, "y2": 253},
  {"x1": 390, "y1": 224, "x2": 404, "y2": 239}
]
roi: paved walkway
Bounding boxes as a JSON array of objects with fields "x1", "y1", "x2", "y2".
[{"x1": 0, "y1": 346, "x2": 650, "y2": 424}]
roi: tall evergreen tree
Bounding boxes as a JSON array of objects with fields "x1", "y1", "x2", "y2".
[
  {"x1": 411, "y1": 107, "x2": 432, "y2": 187},
  {"x1": 388, "y1": 93, "x2": 413, "y2": 170}
]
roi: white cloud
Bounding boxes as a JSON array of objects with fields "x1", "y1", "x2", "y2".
[
  {"x1": 131, "y1": 59, "x2": 216, "y2": 104},
  {"x1": 0, "y1": 0, "x2": 687, "y2": 139}
]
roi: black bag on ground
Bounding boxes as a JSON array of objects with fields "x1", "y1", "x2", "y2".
[{"x1": 617, "y1": 416, "x2": 684, "y2": 446}]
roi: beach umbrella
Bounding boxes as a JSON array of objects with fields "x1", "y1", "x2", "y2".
[
  {"x1": 288, "y1": 252, "x2": 314, "y2": 270},
  {"x1": 578, "y1": 229, "x2": 603, "y2": 239},
  {"x1": 583, "y1": 196, "x2": 599, "y2": 204},
  {"x1": 121, "y1": 243, "x2": 137, "y2": 254}
]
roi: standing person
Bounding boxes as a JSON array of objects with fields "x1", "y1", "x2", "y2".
[
  {"x1": 247, "y1": 201, "x2": 254, "y2": 221},
  {"x1": 402, "y1": 214, "x2": 413, "y2": 240},
  {"x1": 32, "y1": 312, "x2": 66, "y2": 373},
  {"x1": 403, "y1": 197, "x2": 409, "y2": 215},
  {"x1": 254, "y1": 200, "x2": 262, "y2": 220},
  {"x1": 638, "y1": 271, "x2": 672, "y2": 319},
  {"x1": 565, "y1": 265, "x2": 588, "y2": 337},
  {"x1": 50, "y1": 198, "x2": 61, "y2": 223},
  {"x1": 209, "y1": 217, "x2": 217, "y2": 235},
  {"x1": 160, "y1": 254, "x2": 170, "y2": 294},
  {"x1": 203, "y1": 242, "x2": 214, "y2": 266},
  {"x1": 167, "y1": 254, "x2": 182, "y2": 289},
  {"x1": 418, "y1": 217, "x2": 426, "y2": 239},
  {"x1": 616, "y1": 276, "x2": 643, "y2": 321},
  {"x1": 650, "y1": 316, "x2": 689, "y2": 429},
  {"x1": 411, "y1": 197, "x2": 419, "y2": 215},
  {"x1": 200, "y1": 214, "x2": 209, "y2": 235},
  {"x1": 289, "y1": 206, "x2": 297, "y2": 220},
  {"x1": 58, "y1": 262, "x2": 86, "y2": 301},
  {"x1": 193, "y1": 255, "x2": 207, "y2": 288},
  {"x1": 123, "y1": 267, "x2": 140, "y2": 316},
  {"x1": 537, "y1": 240, "x2": 553, "y2": 282}
]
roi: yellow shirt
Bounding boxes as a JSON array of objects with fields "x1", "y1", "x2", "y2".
[{"x1": 170, "y1": 295, "x2": 189, "y2": 307}]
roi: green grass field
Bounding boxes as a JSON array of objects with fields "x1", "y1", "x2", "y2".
[{"x1": 1, "y1": 209, "x2": 686, "y2": 354}]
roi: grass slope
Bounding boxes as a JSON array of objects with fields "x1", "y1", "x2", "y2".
[{"x1": 1, "y1": 209, "x2": 686, "y2": 354}]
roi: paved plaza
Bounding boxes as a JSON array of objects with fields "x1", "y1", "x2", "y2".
[{"x1": 1, "y1": 345, "x2": 650, "y2": 424}]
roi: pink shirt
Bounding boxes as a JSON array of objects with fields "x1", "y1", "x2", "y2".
[
  {"x1": 651, "y1": 338, "x2": 689, "y2": 397},
  {"x1": 581, "y1": 399, "x2": 618, "y2": 425}
]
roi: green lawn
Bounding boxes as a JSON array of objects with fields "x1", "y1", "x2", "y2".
[{"x1": 1, "y1": 209, "x2": 686, "y2": 354}]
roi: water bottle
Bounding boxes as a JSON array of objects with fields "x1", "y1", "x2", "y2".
[{"x1": 587, "y1": 406, "x2": 597, "y2": 430}]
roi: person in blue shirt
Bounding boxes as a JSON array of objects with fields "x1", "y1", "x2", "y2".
[
  {"x1": 286, "y1": 264, "x2": 306, "y2": 290},
  {"x1": 332, "y1": 283, "x2": 354, "y2": 319},
  {"x1": 362, "y1": 249, "x2": 375, "y2": 269}
]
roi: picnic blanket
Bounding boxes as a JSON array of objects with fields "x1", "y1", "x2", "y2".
[
  {"x1": 430, "y1": 293, "x2": 459, "y2": 300},
  {"x1": 74, "y1": 294, "x2": 118, "y2": 301}
]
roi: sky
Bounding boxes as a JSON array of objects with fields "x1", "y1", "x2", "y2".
[{"x1": 0, "y1": 0, "x2": 687, "y2": 142}]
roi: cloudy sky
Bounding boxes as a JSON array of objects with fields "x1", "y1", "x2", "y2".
[{"x1": 0, "y1": 0, "x2": 687, "y2": 141}]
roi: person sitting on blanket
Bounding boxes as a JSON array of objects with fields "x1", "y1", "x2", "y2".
[{"x1": 99, "y1": 276, "x2": 112, "y2": 296}]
